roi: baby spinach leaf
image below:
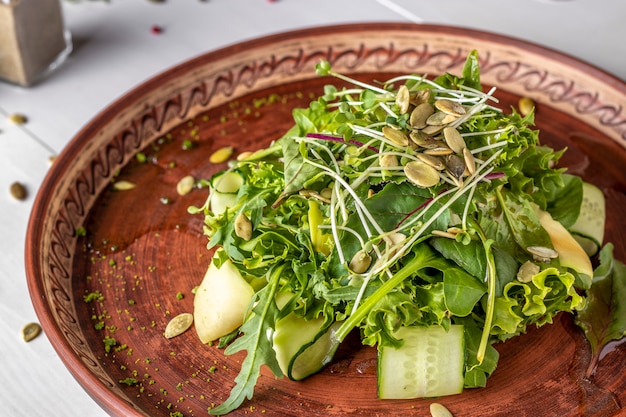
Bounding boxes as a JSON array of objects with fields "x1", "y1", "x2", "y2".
[{"x1": 443, "y1": 267, "x2": 486, "y2": 317}]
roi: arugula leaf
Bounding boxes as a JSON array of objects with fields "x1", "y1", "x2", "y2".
[
  {"x1": 209, "y1": 265, "x2": 286, "y2": 416},
  {"x1": 575, "y1": 243, "x2": 626, "y2": 377}
]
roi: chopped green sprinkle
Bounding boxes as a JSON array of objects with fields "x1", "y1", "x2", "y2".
[
  {"x1": 136, "y1": 152, "x2": 147, "y2": 163},
  {"x1": 182, "y1": 139, "x2": 194, "y2": 150},
  {"x1": 84, "y1": 291, "x2": 104, "y2": 303},
  {"x1": 103, "y1": 336, "x2": 117, "y2": 353},
  {"x1": 75, "y1": 226, "x2": 87, "y2": 237},
  {"x1": 119, "y1": 377, "x2": 138, "y2": 386},
  {"x1": 176, "y1": 292, "x2": 184, "y2": 300}
]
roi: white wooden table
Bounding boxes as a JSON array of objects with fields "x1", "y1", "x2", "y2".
[{"x1": 1, "y1": 1, "x2": 624, "y2": 415}]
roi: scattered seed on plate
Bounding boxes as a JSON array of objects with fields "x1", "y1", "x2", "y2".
[
  {"x1": 21, "y1": 322, "x2": 42, "y2": 342},
  {"x1": 8, "y1": 113, "x2": 27, "y2": 124},
  {"x1": 518, "y1": 96, "x2": 535, "y2": 116},
  {"x1": 9, "y1": 181, "x2": 27, "y2": 200},
  {"x1": 164, "y1": 313, "x2": 193, "y2": 339},
  {"x1": 150, "y1": 25, "x2": 163, "y2": 35},
  {"x1": 430, "y1": 402, "x2": 454, "y2": 417},
  {"x1": 113, "y1": 180, "x2": 136, "y2": 191},
  {"x1": 48, "y1": 155, "x2": 57, "y2": 165},
  {"x1": 176, "y1": 175, "x2": 195, "y2": 196},
  {"x1": 209, "y1": 146, "x2": 234, "y2": 164}
]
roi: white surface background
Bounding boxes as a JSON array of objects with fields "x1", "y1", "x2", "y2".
[{"x1": 1, "y1": 1, "x2": 624, "y2": 416}]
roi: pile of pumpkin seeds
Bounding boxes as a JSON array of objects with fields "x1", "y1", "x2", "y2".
[{"x1": 382, "y1": 85, "x2": 479, "y2": 189}]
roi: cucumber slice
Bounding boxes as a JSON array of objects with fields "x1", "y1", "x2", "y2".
[
  {"x1": 273, "y1": 314, "x2": 339, "y2": 380},
  {"x1": 209, "y1": 171, "x2": 243, "y2": 214},
  {"x1": 378, "y1": 325, "x2": 465, "y2": 399},
  {"x1": 570, "y1": 182, "x2": 605, "y2": 256},
  {"x1": 193, "y1": 256, "x2": 255, "y2": 344}
]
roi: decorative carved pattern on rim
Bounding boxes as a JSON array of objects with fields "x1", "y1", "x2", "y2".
[{"x1": 39, "y1": 27, "x2": 626, "y2": 396}]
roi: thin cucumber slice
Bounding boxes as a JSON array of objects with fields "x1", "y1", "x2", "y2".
[
  {"x1": 211, "y1": 171, "x2": 243, "y2": 193},
  {"x1": 378, "y1": 325, "x2": 465, "y2": 399},
  {"x1": 570, "y1": 181, "x2": 605, "y2": 256},
  {"x1": 273, "y1": 313, "x2": 339, "y2": 381},
  {"x1": 209, "y1": 171, "x2": 243, "y2": 214}
]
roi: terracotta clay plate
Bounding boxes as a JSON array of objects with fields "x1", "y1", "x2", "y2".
[{"x1": 26, "y1": 23, "x2": 626, "y2": 417}]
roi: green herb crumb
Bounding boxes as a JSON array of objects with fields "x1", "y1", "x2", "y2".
[
  {"x1": 119, "y1": 377, "x2": 138, "y2": 386},
  {"x1": 84, "y1": 291, "x2": 104, "y2": 303}
]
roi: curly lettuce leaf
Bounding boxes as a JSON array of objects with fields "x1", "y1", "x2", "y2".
[{"x1": 491, "y1": 267, "x2": 584, "y2": 340}]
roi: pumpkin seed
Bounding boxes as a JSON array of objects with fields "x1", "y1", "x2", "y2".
[
  {"x1": 209, "y1": 146, "x2": 234, "y2": 164},
  {"x1": 164, "y1": 313, "x2": 194, "y2": 339},
  {"x1": 527, "y1": 246, "x2": 559, "y2": 262},
  {"x1": 382, "y1": 126, "x2": 409, "y2": 147},
  {"x1": 434, "y1": 99, "x2": 466, "y2": 116},
  {"x1": 421, "y1": 124, "x2": 444, "y2": 135},
  {"x1": 113, "y1": 180, "x2": 136, "y2": 191},
  {"x1": 234, "y1": 212, "x2": 253, "y2": 241},
  {"x1": 517, "y1": 260, "x2": 540, "y2": 283},
  {"x1": 9, "y1": 181, "x2": 27, "y2": 200},
  {"x1": 412, "y1": 88, "x2": 431, "y2": 105},
  {"x1": 409, "y1": 131, "x2": 440, "y2": 149},
  {"x1": 236, "y1": 151, "x2": 254, "y2": 161},
  {"x1": 176, "y1": 175, "x2": 195, "y2": 196},
  {"x1": 442, "y1": 127, "x2": 466, "y2": 154},
  {"x1": 349, "y1": 249, "x2": 372, "y2": 274},
  {"x1": 21, "y1": 322, "x2": 42, "y2": 342},
  {"x1": 379, "y1": 153, "x2": 399, "y2": 168},
  {"x1": 395, "y1": 85, "x2": 411, "y2": 114},
  {"x1": 430, "y1": 402, "x2": 454, "y2": 417},
  {"x1": 426, "y1": 111, "x2": 457, "y2": 126},
  {"x1": 446, "y1": 154, "x2": 466, "y2": 184},
  {"x1": 423, "y1": 146, "x2": 453, "y2": 156},
  {"x1": 416, "y1": 153, "x2": 445, "y2": 170},
  {"x1": 519, "y1": 96, "x2": 535, "y2": 116},
  {"x1": 8, "y1": 113, "x2": 27, "y2": 124},
  {"x1": 463, "y1": 147, "x2": 476, "y2": 175},
  {"x1": 409, "y1": 102, "x2": 435, "y2": 129},
  {"x1": 384, "y1": 231, "x2": 406, "y2": 255},
  {"x1": 404, "y1": 160, "x2": 440, "y2": 188}
]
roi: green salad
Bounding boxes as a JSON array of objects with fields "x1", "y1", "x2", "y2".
[{"x1": 188, "y1": 51, "x2": 623, "y2": 415}]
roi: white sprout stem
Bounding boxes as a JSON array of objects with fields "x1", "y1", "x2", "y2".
[
  {"x1": 461, "y1": 181, "x2": 477, "y2": 231},
  {"x1": 329, "y1": 185, "x2": 345, "y2": 265},
  {"x1": 329, "y1": 71, "x2": 389, "y2": 95},
  {"x1": 471, "y1": 139, "x2": 509, "y2": 154},
  {"x1": 351, "y1": 271, "x2": 375, "y2": 315},
  {"x1": 321, "y1": 224, "x2": 366, "y2": 249},
  {"x1": 302, "y1": 157, "x2": 385, "y2": 237},
  {"x1": 378, "y1": 101, "x2": 398, "y2": 119}
]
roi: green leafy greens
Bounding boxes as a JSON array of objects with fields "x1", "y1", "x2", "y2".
[{"x1": 192, "y1": 51, "x2": 602, "y2": 415}]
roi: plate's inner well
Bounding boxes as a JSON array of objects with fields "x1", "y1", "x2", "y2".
[{"x1": 71, "y1": 75, "x2": 626, "y2": 416}]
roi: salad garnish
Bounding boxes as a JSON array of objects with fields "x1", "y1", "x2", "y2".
[{"x1": 188, "y1": 51, "x2": 625, "y2": 415}]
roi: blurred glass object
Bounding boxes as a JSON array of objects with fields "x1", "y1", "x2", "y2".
[{"x1": 0, "y1": 0, "x2": 72, "y2": 86}]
